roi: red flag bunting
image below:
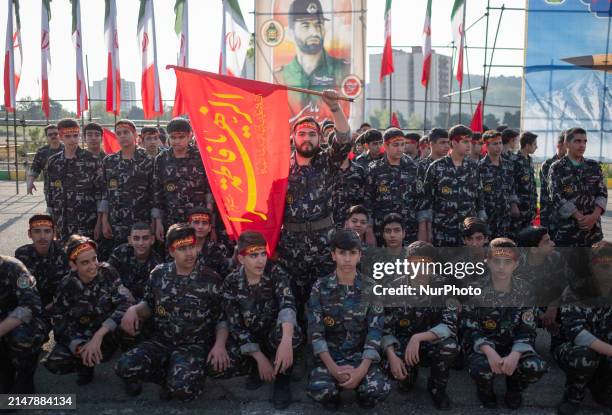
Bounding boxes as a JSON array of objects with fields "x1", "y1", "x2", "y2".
[
  {"x1": 391, "y1": 111, "x2": 400, "y2": 128},
  {"x1": 470, "y1": 101, "x2": 483, "y2": 133},
  {"x1": 102, "y1": 128, "x2": 121, "y2": 154}
]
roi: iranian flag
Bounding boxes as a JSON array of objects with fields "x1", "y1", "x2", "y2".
[
  {"x1": 221, "y1": 0, "x2": 250, "y2": 77},
  {"x1": 41, "y1": 0, "x2": 51, "y2": 118},
  {"x1": 451, "y1": 0, "x2": 465, "y2": 87},
  {"x1": 105, "y1": 0, "x2": 121, "y2": 115},
  {"x1": 4, "y1": 0, "x2": 22, "y2": 112},
  {"x1": 421, "y1": 0, "x2": 432, "y2": 87},
  {"x1": 380, "y1": 0, "x2": 394, "y2": 81},
  {"x1": 138, "y1": 0, "x2": 163, "y2": 118},
  {"x1": 72, "y1": 0, "x2": 88, "y2": 117},
  {"x1": 172, "y1": 0, "x2": 188, "y2": 117}
]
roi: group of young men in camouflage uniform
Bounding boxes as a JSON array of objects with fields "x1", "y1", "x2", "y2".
[{"x1": 1, "y1": 90, "x2": 610, "y2": 414}]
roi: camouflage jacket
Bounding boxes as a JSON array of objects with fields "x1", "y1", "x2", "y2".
[
  {"x1": 558, "y1": 291, "x2": 612, "y2": 346},
  {"x1": 196, "y1": 238, "x2": 232, "y2": 279},
  {"x1": 307, "y1": 271, "x2": 384, "y2": 363},
  {"x1": 222, "y1": 263, "x2": 297, "y2": 354},
  {"x1": 331, "y1": 159, "x2": 366, "y2": 227},
  {"x1": 417, "y1": 156, "x2": 486, "y2": 246},
  {"x1": 539, "y1": 154, "x2": 562, "y2": 228},
  {"x1": 107, "y1": 243, "x2": 163, "y2": 301},
  {"x1": 152, "y1": 145, "x2": 211, "y2": 228},
  {"x1": 285, "y1": 131, "x2": 352, "y2": 224},
  {"x1": 415, "y1": 156, "x2": 435, "y2": 200},
  {"x1": 142, "y1": 262, "x2": 225, "y2": 345},
  {"x1": 462, "y1": 276, "x2": 537, "y2": 354},
  {"x1": 478, "y1": 155, "x2": 518, "y2": 220},
  {"x1": 50, "y1": 263, "x2": 133, "y2": 353},
  {"x1": 513, "y1": 152, "x2": 537, "y2": 216},
  {"x1": 0, "y1": 255, "x2": 42, "y2": 324},
  {"x1": 101, "y1": 147, "x2": 154, "y2": 242},
  {"x1": 29, "y1": 143, "x2": 64, "y2": 204},
  {"x1": 365, "y1": 155, "x2": 419, "y2": 241},
  {"x1": 548, "y1": 156, "x2": 608, "y2": 246},
  {"x1": 354, "y1": 152, "x2": 381, "y2": 170},
  {"x1": 46, "y1": 147, "x2": 104, "y2": 240},
  {"x1": 14, "y1": 241, "x2": 69, "y2": 308},
  {"x1": 515, "y1": 250, "x2": 572, "y2": 306}
]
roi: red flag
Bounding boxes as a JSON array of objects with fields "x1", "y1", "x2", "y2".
[
  {"x1": 391, "y1": 111, "x2": 400, "y2": 128},
  {"x1": 470, "y1": 101, "x2": 483, "y2": 133},
  {"x1": 170, "y1": 66, "x2": 290, "y2": 255},
  {"x1": 421, "y1": 0, "x2": 432, "y2": 87},
  {"x1": 102, "y1": 128, "x2": 121, "y2": 154},
  {"x1": 380, "y1": 0, "x2": 394, "y2": 81}
]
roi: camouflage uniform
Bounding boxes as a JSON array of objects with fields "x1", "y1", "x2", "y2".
[
  {"x1": 46, "y1": 147, "x2": 104, "y2": 242},
  {"x1": 14, "y1": 241, "x2": 69, "y2": 311},
  {"x1": 548, "y1": 156, "x2": 608, "y2": 247},
  {"x1": 462, "y1": 277, "x2": 547, "y2": 392},
  {"x1": 196, "y1": 238, "x2": 232, "y2": 279},
  {"x1": 115, "y1": 262, "x2": 227, "y2": 401},
  {"x1": 478, "y1": 155, "x2": 518, "y2": 239},
  {"x1": 101, "y1": 147, "x2": 154, "y2": 244},
  {"x1": 152, "y1": 145, "x2": 211, "y2": 232},
  {"x1": 277, "y1": 131, "x2": 352, "y2": 324},
  {"x1": 417, "y1": 156, "x2": 486, "y2": 247},
  {"x1": 221, "y1": 263, "x2": 302, "y2": 372},
  {"x1": 331, "y1": 159, "x2": 366, "y2": 228},
  {"x1": 107, "y1": 243, "x2": 163, "y2": 302},
  {"x1": 306, "y1": 272, "x2": 391, "y2": 403},
  {"x1": 512, "y1": 153, "x2": 537, "y2": 233},
  {"x1": 0, "y1": 256, "x2": 48, "y2": 392},
  {"x1": 354, "y1": 152, "x2": 379, "y2": 170},
  {"x1": 382, "y1": 294, "x2": 459, "y2": 394},
  {"x1": 29, "y1": 143, "x2": 64, "y2": 208},
  {"x1": 515, "y1": 251, "x2": 572, "y2": 308},
  {"x1": 364, "y1": 155, "x2": 419, "y2": 244},
  {"x1": 539, "y1": 154, "x2": 562, "y2": 230},
  {"x1": 415, "y1": 156, "x2": 435, "y2": 200},
  {"x1": 43, "y1": 263, "x2": 133, "y2": 375},
  {"x1": 554, "y1": 295, "x2": 612, "y2": 404}
]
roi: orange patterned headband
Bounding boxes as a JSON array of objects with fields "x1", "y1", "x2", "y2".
[
  {"x1": 29, "y1": 219, "x2": 54, "y2": 229},
  {"x1": 489, "y1": 247, "x2": 518, "y2": 260},
  {"x1": 69, "y1": 242, "x2": 95, "y2": 261},
  {"x1": 408, "y1": 255, "x2": 433, "y2": 263},
  {"x1": 59, "y1": 126, "x2": 81, "y2": 136},
  {"x1": 169, "y1": 235, "x2": 196, "y2": 252},
  {"x1": 294, "y1": 122, "x2": 320, "y2": 134},
  {"x1": 239, "y1": 245, "x2": 267, "y2": 256},
  {"x1": 189, "y1": 213, "x2": 211, "y2": 223},
  {"x1": 592, "y1": 255, "x2": 612, "y2": 265}
]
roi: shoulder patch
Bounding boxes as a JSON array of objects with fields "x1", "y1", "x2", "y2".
[
  {"x1": 522, "y1": 310, "x2": 535, "y2": 325},
  {"x1": 17, "y1": 275, "x2": 35, "y2": 289}
]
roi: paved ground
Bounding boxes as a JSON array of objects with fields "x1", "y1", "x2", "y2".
[{"x1": 1, "y1": 180, "x2": 612, "y2": 414}]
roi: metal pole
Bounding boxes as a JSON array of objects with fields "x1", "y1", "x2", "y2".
[
  {"x1": 424, "y1": 82, "x2": 429, "y2": 133},
  {"x1": 12, "y1": 112, "x2": 19, "y2": 194},
  {"x1": 389, "y1": 73, "x2": 393, "y2": 125},
  {"x1": 447, "y1": 42, "x2": 456, "y2": 127},
  {"x1": 547, "y1": 59, "x2": 553, "y2": 158},
  {"x1": 21, "y1": 115, "x2": 26, "y2": 180},
  {"x1": 599, "y1": 14, "x2": 611, "y2": 160},
  {"x1": 221, "y1": 0, "x2": 227, "y2": 75},
  {"x1": 482, "y1": 0, "x2": 491, "y2": 111},
  {"x1": 85, "y1": 54, "x2": 92, "y2": 121},
  {"x1": 458, "y1": 1, "x2": 467, "y2": 124}
]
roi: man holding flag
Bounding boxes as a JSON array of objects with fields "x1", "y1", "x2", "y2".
[{"x1": 276, "y1": 89, "x2": 351, "y2": 376}]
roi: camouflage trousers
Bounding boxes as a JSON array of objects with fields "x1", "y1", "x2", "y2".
[
  {"x1": 385, "y1": 337, "x2": 458, "y2": 392},
  {"x1": 277, "y1": 228, "x2": 335, "y2": 328},
  {"x1": 468, "y1": 346, "x2": 547, "y2": 389},
  {"x1": 307, "y1": 357, "x2": 391, "y2": 403},
  {"x1": 43, "y1": 333, "x2": 118, "y2": 375},
  {"x1": 226, "y1": 324, "x2": 304, "y2": 378},
  {"x1": 552, "y1": 223, "x2": 603, "y2": 248},
  {"x1": 0, "y1": 318, "x2": 48, "y2": 383},
  {"x1": 554, "y1": 342, "x2": 612, "y2": 403},
  {"x1": 115, "y1": 338, "x2": 216, "y2": 401}
]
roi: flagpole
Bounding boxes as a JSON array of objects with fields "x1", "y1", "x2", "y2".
[
  {"x1": 446, "y1": 42, "x2": 456, "y2": 127},
  {"x1": 389, "y1": 73, "x2": 393, "y2": 126},
  {"x1": 85, "y1": 54, "x2": 92, "y2": 121},
  {"x1": 458, "y1": 2, "x2": 466, "y2": 125},
  {"x1": 423, "y1": 81, "x2": 428, "y2": 133},
  {"x1": 221, "y1": 0, "x2": 227, "y2": 75}
]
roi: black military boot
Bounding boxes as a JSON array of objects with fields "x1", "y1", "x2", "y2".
[
  {"x1": 398, "y1": 366, "x2": 419, "y2": 393},
  {"x1": 245, "y1": 360, "x2": 263, "y2": 390},
  {"x1": 428, "y1": 378, "x2": 451, "y2": 410},
  {"x1": 357, "y1": 395, "x2": 377, "y2": 409},
  {"x1": 476, "y1": 382, "x2": 498, "y2": 409},
  {"x1": 557, "y1": 393, "x2": 580, "y2": 415},
  {"x1": 75, "y1": 366, "x2": 94, "y2": 386},
  {"x1": 321, "y1": 395, "x2": 340, "y2": 411},
  {"x1": 123, "y1": 379, "x2": 143, "y2": 397},
  {"x1": 505, "y1": 376, "x2": 523, "y2": 410},
  {"x1": 272, "y1": 373, "x2": 292, "y2": 410}
]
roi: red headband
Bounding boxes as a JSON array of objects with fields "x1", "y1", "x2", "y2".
[
  {"x1": 592, "y1": 255, "x2": 612, "y2": 265},
  {"x1": 169, "y1": 235, "x2": 196, "y2": 252},
  {"x1": 488, "y1": 247, "x2": 518, "y2": 260},
  {"x1": 451, "y1": 134, "x2": 471, "y2": 142},
  {"x1": 29, "y1": 219, "x2": 54, "y2": 229},
  {"x1": 189, "y1": 213, "x2": 211, "y2": 223},
  {"x1": 59, "y1": 126, "x2": 80, "y2": 136},
  {"x1": 239, "y1": 245, "x2": 267, "y2": 256},
  {"x1": 294, "y1": 122, "x2": 320, "y2": 134},
  {"x1": 115, "y1": 122, "x2": 136, "y2": 134},
  {"x1": 69, "y1": 242, "x2": 95, "y2": 261}
]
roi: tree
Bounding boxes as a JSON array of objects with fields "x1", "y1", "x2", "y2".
[
  {"x1": 503, "y1": 110, "x2": 520, "y2": 129},
  {"x1": 483, "y1": 113, "x2": 501, "y2": 130}
]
